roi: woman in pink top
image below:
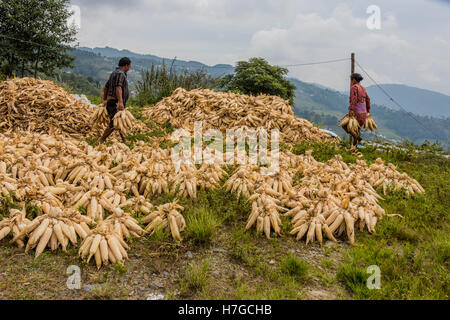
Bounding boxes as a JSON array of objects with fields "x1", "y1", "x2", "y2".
[{"x1": 348, "y1": 73, "x2": 371, "y2": 146}]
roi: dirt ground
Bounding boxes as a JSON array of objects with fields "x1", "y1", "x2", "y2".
[{"x1": 0, "y1": 224, "x2": 350, "y2": 300}]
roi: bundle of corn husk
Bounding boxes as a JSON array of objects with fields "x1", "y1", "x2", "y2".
[
  {"x1": 113, "y1": 110, "x2": 135, "y2": 136},
  {"x1": 224, "y1": 165, "x2": 261, "y2": 199},
  {"x1": 142, "y1": 201, "x2": 186, "y2": 241},
  {"x1": 102, "y1": 208, "x2": 145, "y2": 239},
  {"x1": 245, "y1": 192, "x2": 287, "y2": 239},
  {"x1": 119, "y1": 195, "x2": 154, "y2": 215},
  {"x1": 340, "y1": 114, "x2": 360, "y2": 136},
  {"x1": 0, "y1": 78, "x2": 97, "y2": 137},
  {"x1": 364, "y1": 114, "x2": 378, "y2": 131},
  {"x1": 170, "y1": 164, "x2": 198, "y2": 198},
  {"x1": 13, "y1": 207, "x2": 94, "y2": 258},
  {"x1": 79, "y1": 222, "x2": 129, "y2": 269},
  {"x1": 197, "y1": 162, "x2": 228, "y2": 190},
  {"x1": 143, "y1": 88, "x2": 331, "y2": 144},
  {"x1": 91, "y1": 103, "x2": 109, "y2": 126}
]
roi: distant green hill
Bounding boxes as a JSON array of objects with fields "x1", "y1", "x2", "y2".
[
  {"x1": 366, "y1": 84, "x2": 450, "y2": 118},
  {"x1": 71, "y1": 47, "x2": 234, "y2": 83},
  {"x1": 290, "y1": 78, "x2": 449, "y2": 145}
]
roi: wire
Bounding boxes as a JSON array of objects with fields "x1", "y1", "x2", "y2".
[
  {"x1": 281, "y1": 58, "x2": 350, "y2": 67},
  {"x1": 355, "y1": 59, "x2": 442, "y2": 141},
  {"x1": 0, "y1": 34, "x2": 72, "y2": 50},
  {"x1": 169, "y1": 57, "x2": 351, "y2": 71}
]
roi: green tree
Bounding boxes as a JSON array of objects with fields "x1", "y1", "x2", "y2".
[
  {"x1": 0, "y1": 0, "x2": 77, "y2": 77},
  {"x1": 218, "y1": 57, "x2": 296, "y2": 105}
]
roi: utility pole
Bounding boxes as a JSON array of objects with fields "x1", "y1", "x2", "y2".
[
  {"x1": 349, "y1": 52, "x2": 355, "y2": 146},
  {"x1": 350, "y1": 52, "x2": 355, "y2": 89}
]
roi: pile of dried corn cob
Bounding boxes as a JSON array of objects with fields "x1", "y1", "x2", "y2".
[
  {"x1": 143, "y1": 88, "x2": 332, "y2": 144},
  {"x1": 241, "y1": 151, "x2": 424, "y2": 244},
  {"x1": 0, "y1": 205, "x2": 30, "y2": 248},
  {"x1": 352, "y1": 158, "x2": 425, "y2": 195},
  {"x1": 16, "y1": 207, "x2": 94, "y2": 258},
  {"x1": 0, "y1": 78, "x2": 427, "y2": 266},
  {"x1": 0, "y1": 127, "x2": 425, "y2": 252},
  {"x1": 113, "y1": 110, "x2": 136, "y2": 136},
  {"x1": 0, "y1": 78, "x2": 97, "y2": 137},
  {"x1": 0, "y1": 78, "x2": 427, "y2": 269}
]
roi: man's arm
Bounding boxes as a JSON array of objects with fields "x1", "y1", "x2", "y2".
[{"x1": 116, "y1": 86, "x2": 124, "y2": 110}]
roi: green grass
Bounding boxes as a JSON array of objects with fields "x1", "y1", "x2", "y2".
[
  {"x1": 185, "y1": 206, "x2": 220, "y2": 244},
  {"x1": 179, "y1": 259, "x2": 210, "y2": 297},
  {"x1": 145, "y1": 226, "x2": 172, "y2": 242},
  {"x1": 279, "y1": 253, "x2": 310, "y2": 280},
  {"x1": 292, "y1": 141, "x2": 358, "y2": 163},
  {"x1": 336, "y1": 264, "x2": 370, "y2": 298},
  {"x1": 230, "y1": 242, "x2": 260, "y2": 267},
  {"x1": 86, "y1": 137, "x2": 101, "y2": 147},
  {"x1": 180, "y1": 188, "x2": 251, "y2": 225},
  {"x1": 321, "y1": 259, "x2": 335, "y2": 269},
  {"x1": 0, "y1": 193, "x2": 20, "y2": 217}
]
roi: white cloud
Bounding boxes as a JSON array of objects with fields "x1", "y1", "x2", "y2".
[
  {"x1": 71, "y1": 0, "x2": 450, "y2": 95},
  {"x1": 245, "y1": 3, "x2": 450, "y2": 94}
]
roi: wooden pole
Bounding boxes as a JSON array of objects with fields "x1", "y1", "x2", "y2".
[
  {"x1": 350, "y1": 52, "x2": 355, "y2": 88},
  {"x1": 349, "y1": 52, "x2": 355, "y2": 146}
]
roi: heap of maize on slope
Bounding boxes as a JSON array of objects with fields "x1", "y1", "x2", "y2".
[
  {"x1": 0, "y1": 77, "x2": 148, "y2": 141},
  {"x1": 0, "y1": 78, "x2": 97, "y2": 137},
  {"x1": 0, "y1": 81, "x2": 426, "y2": 268},
  {"x1": 142, "y1": 88, "x2": 332, "y2": 144},
  {"x1": 0, "y1": 125, "x2": 425, "y2": 263},
  {"x1": 142, "y1": 201, "x2": 186, "y2": 241}
]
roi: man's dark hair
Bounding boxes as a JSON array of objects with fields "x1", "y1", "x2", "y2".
[
  {"x1": 350, "y1": 73, "x2": 364, "y2": 83},
  {"x1": 118, "y1": 57, "x2": 131, "y2": 67}
]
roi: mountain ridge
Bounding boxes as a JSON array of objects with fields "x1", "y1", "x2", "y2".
[
  {"x1": 67, "y1": 46, "x2": 449, "y2": 145},
  {"x1": 366, "y1": 84, "x2": 450, "y2": 118}
]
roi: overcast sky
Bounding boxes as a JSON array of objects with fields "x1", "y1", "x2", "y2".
[{"x1": 70, "y1": 0, "x2": 450, "y2": 95}]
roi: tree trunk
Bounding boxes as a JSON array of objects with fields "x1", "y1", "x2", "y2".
[
  {"x1": 21, "y1": 60, "x2": 25, "y2": 77},
  {"x1": 34, "y1": 47, "x2": 41, "y2": 78}
]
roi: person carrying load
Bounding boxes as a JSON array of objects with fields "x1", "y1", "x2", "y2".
[
  {"x1": 348, "y1": 72, "x2": 371, "y2": 147},
  {"x1": 100, "y1": 57, "x2": 132, "y2": 143}
]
